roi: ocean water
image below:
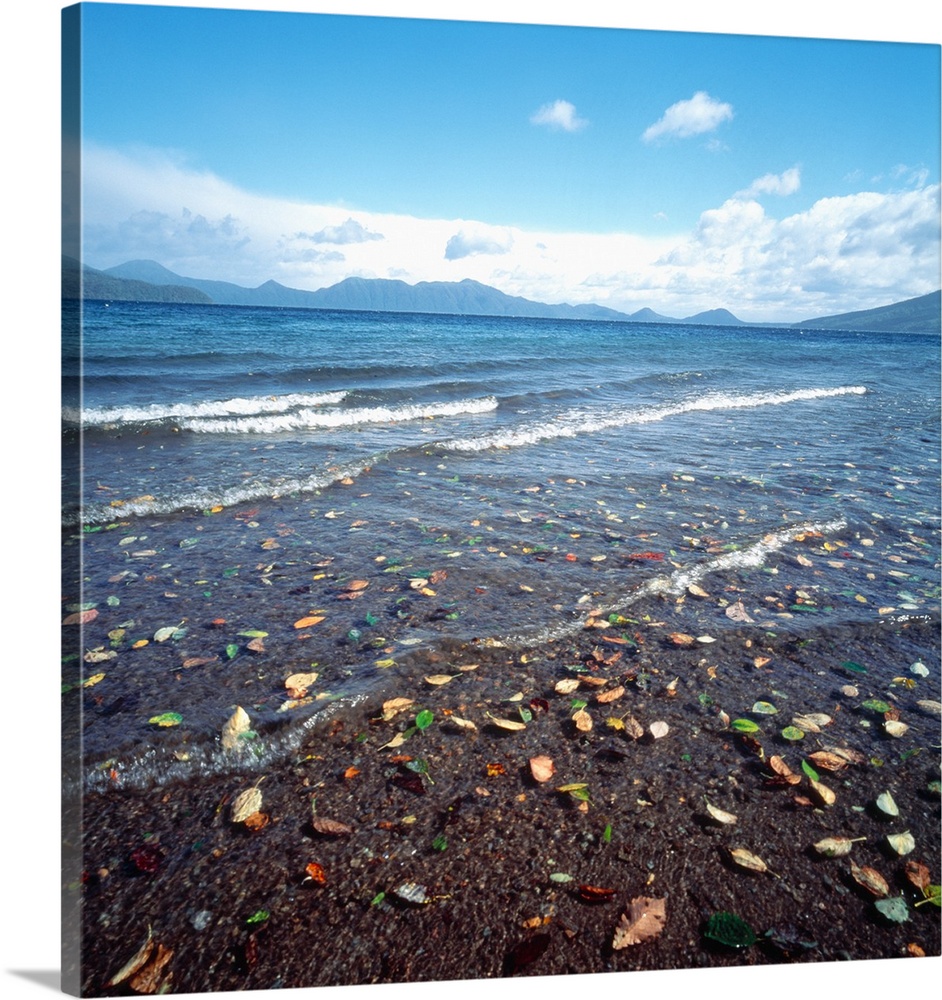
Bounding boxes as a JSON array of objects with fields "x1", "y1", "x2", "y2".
[{"x1": 62, "y1": 300, "x2": 941, "y2": 789}]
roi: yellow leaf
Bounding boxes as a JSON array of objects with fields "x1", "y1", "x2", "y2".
[
  {"x1": 424, "y1": 674, "x2": 454, "y2": 685},
  {"x1": 375, "y1": 658, "x2": 396, "y2": 669},
  {"x1": 83, "y1": 672, "x2": 106, "y2": 688}
]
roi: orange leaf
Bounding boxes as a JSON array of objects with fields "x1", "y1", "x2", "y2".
[
  {"x1": 294, "y1": 615, "x2": 325, "y2": 629},
  {"x1": 486, "y1": 762, "x2": 506, "y2": 777},
  {"x1": 243, "y1": 811, "x2": 269, "y2": 831},
  {"x1": 344, "y1": 580, "x2": 370, "y2": 592},
  {"x1": 528, "y1": 756, "x2": 555, "y2": 783},
  {"x1": 343, "y1": 767, "x2": 360, "y2": 780},
  {"x1": 310, "y1": 816, "x2": 354, "y2": 836},
  {"x1": 305, "y1": 862, "x2": 327, "y2": 884},
  {"x1": 578, "y1": 885, "x2": 616, "y2": 902}
]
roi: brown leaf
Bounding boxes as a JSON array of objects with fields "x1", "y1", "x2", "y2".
[
  {"x1": 380, "y1": 697, "x2": 414, "y2": 721},
  {"x1": 596, "y1": 685, "x2": 625, "y2": 704},
  {"x1": 285, "y1": 671, "x2": 319, "y2": 699},
  {"x1": 529, "y1": 755, "x2": 555, "y2": 783},
  {"x1": 725, "y1": 600, "x2": 754, "y2": 623},
  {"x1": 809, "y1": 778, "x2": 837, "y2": 807},
  {"x1": 904, "y1": 860, "x2": 932, "y2": 891},
  {"x1": 106, "y1": 926, "x2": 154, "y2": 986},
  {"x1": 667, "y1": 632, "x2": 695, "y2": 647},
  {"x1": 612, "y1": 896, "x2": 667, "y2": 949},
  {"x1": 728, "y1": 848, "x2": 776, "y2": 876},
  {"x1": 128, "y1": 943, "x2": 173, "y2": 995},
  {"x1": 182, "y1": 656, "x2": 218, "y2": 668},
  {"x1": 577, "y1": 885, "x2": 616, "y2": 902},
  {"x1": 624, "y1": 716, "x2": 645, "y2": 740},
  {"x1": 343, "y1": 579, "x2": 370, "y2": 592},
  {"x1": 243, "y1": 811, "x2": 269, "y2": 831},
  {"x1": 310, "y1": 816, "x2": 354, "y2": 836},
  {"x1": 572, "y1": 708, "x2": 593, "y2": 732},
  {"x1": 807, "y1": 750, "x2": 849, "y2": 772},
  {"x1": 849, "y1": 860, "x2": 889, "y2": 898},
  {"x1": 63, "y1": 608, "x2": 98, "y2": 626},
  {"x1": 429, "y1": 569, "x2": 448, "y2": 584},
  {"x1": 246, "y1": 637, "x2": 266, "y2": 653},
  {"x1": 230, "y1": 786, "x2": 263, "y2": 823}
]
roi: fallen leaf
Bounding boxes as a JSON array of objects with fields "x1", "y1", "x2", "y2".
[
  {"x1": 231, "y1": 786, "x2": 263, "y2": 824},
  {"x1": 285, "y1": 672, "x2": 319, "y2": 698},
  {"x1": 128, "y1": 942, "x2": 173, "y2": 994},
  {"x1": 884, "y1": 720, "x2": 909, "y2": 738},
  {"x1": 813, "y1": 836, "x2": 866, "y2": 858},
  {"x1": 487, "y1": 713, "x2": 526, "y2": 731},
  {"x1": 572, "y1": 708, "x2": 593, "y2": 732},
  {"x1": 106, "y1": 926, "x2": 154, "y2": 986},
  {"x1": 381, "y1": 697, "x2": 414, "y2": 721},
  {"x1": 792, "y1": 712, "x2": 832, "y2": 732},
  {"x1": 611, "y1": 896, "x2": 667, "y2": 949},
  {"x1": 704, "y1": 800, "x2": 737, "y2": 825},
  {"x1": 875, "y1": 791, "x2": 899, "y2": 817},
  {"x1": 725, "y1": 600, "x2": 754, "y2": 623},
  {"x1": 63, "y1": 609, "x2": 98, "y2": 626},
  {"x1": 624, "y1": 716, "x2": 645, "y2": 740},
  {"x1": 311, "y1": 816, "x2": 354, "y2": 836},
  {"x1": 649, "y1": 720, "x2": 669, "y2": 739},
  {"x1": 904, "y1": 860, "x2": 932, "y2": 891},
  {"x1": 809, "y1": 778, "x2": 837, "y2": 807},
  {"x1": 596, "y1": 685, "x2": 625, "y2": 704},
  {"x1": 293, "y1": 615, "x2": 325, "y2": 629},
  {"x1": 304, "y1": 862, "x2": 327, "y2": 884},
  {"x1": 667, "y1": 632, "x2": 696, "y2": 647},
  {"x1": 447, "y1": 716, "x2": 477, "y2": 730},
  {"x1": 221, "y1": 706, "x2": 251, "y2": 750},
  {"x1": 849, "y1": 860, "x2": 890, "y2": 898},
  {"x1": 887, "y1": 831, "x2": 916, "y2": 856},
  {"x1": 806, "y1": 751, "x2": 849, "y2": 772},
  {"x1": 728, "y1": 848, "x2": 776, "y2": 876},
  {"x1": 424, "y1": 674, "x2": 454, "y2": 685},
  {"x1": 577, "y1": 885, "x2": 616, "y2": 902},
  {"x1": 529, "y1": 755, "x2": 555, "y2": 783},
  {"x1": 554, "y1": 678, "x2": 581, "y2": 694},
  {"x1": 343, "y1": 580, "x2": 369, "y2": 592}
]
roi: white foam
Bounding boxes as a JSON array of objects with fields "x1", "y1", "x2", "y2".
[
  {"x1": 443, "y1": 385, "x2": 867, "y2": 452},
  {"x1": 179, "y1": 395, "x2": 498, "y2": 434}
]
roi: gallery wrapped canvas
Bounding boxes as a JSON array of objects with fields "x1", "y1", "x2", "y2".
[{"x1": 59, "y1": 2, "x2": 940, "y2": 998}]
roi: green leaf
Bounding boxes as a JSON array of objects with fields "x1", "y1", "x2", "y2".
[
  {"x1": 703, "y1": 911, "x2": 757, "y2": 948},
  {"x1": 781, "y1": 726, "x2": 805, "y2": 741},
  {"x1": 841, "y1": 660, "x2": 867, "y2": 673},
  {"x1": 751, "y1": 701, "x2": 778, "y2": 715},
  {"x1": 365, "y1": 612, "x2": 379, "y2": 626},
  {"x1": 874, "y1": 896, "x2": 909, "y2": 924},
  {"x1": 731, "y1": 718, "x2": 759, "y2": 733},
  {"x1": 571, "y1": 699, "x2": 588, "y2": 711},
  {"x1": 237, "y1": 630, "x2": 268, "y2": 638},
  {"x1": 432, "y1": 834, "x2": 448, "y2": 852},
  {"x1": 415, "y1": 709, "x2": 434, "y2": 731},
  {"x1": 801, "y1": 759, "x2": 820, "y2": 781},
  {"x1": 246, "y1": 909, "x2": 270, "y2": 925},
  {"x1": 602, "y1": 824, "x2": 613, "y2": 844},
  {"x1": 225, "y1": 643, "x2": 239, "y2": 659},
  {"x1": 861, "y1": 698, "x2": 891, "y2": 714},
  {"x1": 148, "y1": 712, "x2": 182, "y2": 727},
  {"x1": 549, "y1": 872, "x2": 573, "y2": 883},
  {"x1": 370, "y1": 891, "x2": 386, "y2": 906},
  {"x1": 518, "y1": 706, "x2": 533, "y2": 724},
  {"x1": 916, "y1": 885, "x2": 941, "y2": 908},
  {"x1": 405, "y1": 758, "x2": 429, "y2": 775}
]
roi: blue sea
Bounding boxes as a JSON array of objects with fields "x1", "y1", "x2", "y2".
[{"x1": 62, "y1": 299, "x2": 941, "y2": 789}]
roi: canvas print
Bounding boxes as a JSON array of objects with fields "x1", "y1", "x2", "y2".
[{"x1": 61, "y1": 3, "x2": 941, "y2": 997}]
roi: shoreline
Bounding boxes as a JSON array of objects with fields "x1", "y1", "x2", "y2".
[{"x1": 70, "y1": 598, "x2": 941, "y2": 995}]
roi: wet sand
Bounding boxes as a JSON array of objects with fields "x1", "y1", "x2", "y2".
[{"x1": 67, "y1": 596, "x2": 940, "y2": 996}]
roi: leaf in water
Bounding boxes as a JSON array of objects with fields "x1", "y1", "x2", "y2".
[
  {"x1": 704, "y1": 800, "x2": 737, "y2": 825},
  {"x1": 725, "y1": 600, "x2": 754, "y2": 623},
  {"x1": 875, "y1": 791, "x2": 899, "y2": 817},
  {"x1": 310, "y1": 816, "x2": 354, "y2": 836},
  {"x1": 231, "y1": 786, "x2": 263, "y2": 824},
  {"x1": 293, "y1": 615, "x2": 325, "y2": 629},
  {"x1": 874, "y1": 896, "x2": 910, "y2": 924},
  {"x1": 703, "y1": 911, "x2": 756, "y2": 949},
  {"x1": 751, "y1": 701, "x2": 777, "y2": 715},
  {"x1": 687, "y1": 583, "x2": 710, "y2": 598},
  {"x1": 148, "y1": 712, "x2": 182, "y2": 727},
  {"x1": 813, "y1": 836, "x2": 866, "y2": 858},
  {"x1": 649, "y1": 720, "x2": 669, "y2": 739},
  {"x1": 221, "y1": 706, "x2": 251, "y2": 750},
  {"x1": 528, "y1": 755, "x2": 556, "y2": 783},
  {"x1": 849, "y1": 860, "x2": 890, "y2": 898},
  {"x1": 414, "y1": 709, "x2": 434, "y2": 730},
  {"x1": 285, "y1": 672, "x2": 319, "y2": 699},
  {"x1": 728, "y1": 848, "x2": 776, "y2": 876},
  {"x1": 731, "y1": 718, "x2": 759, "y2": 733},
  {"x1": 380, "y1": 697, "x2": 414, "y2": 721},
  {"x1": 887, "y1": 830, "x2": 916, "y2": 856}
]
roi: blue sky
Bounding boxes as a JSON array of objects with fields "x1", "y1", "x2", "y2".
[{"x1": 69, "y1": 2, "x2": 941, "y2": 321}]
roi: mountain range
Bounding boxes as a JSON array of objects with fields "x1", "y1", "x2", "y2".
[{"x1": 62, "y1": 255, "x2": 941, "y2": 334}]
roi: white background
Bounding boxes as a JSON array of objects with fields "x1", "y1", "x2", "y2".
[{"x1": 1, "y1": 3, "x2": 939, "y2": 999}]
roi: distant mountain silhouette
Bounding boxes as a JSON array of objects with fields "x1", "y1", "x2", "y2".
[{"x1": 65, "y1": 256, "x2": 940, "y2": 333}]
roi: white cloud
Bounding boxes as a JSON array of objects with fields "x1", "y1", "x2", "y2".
[
  {"x1": 79, "y1": 143, "x2": 939, "y2": 323},
  {"x1": 735, "y1": 166, "x2": 801, "y2": 199},
  {"x1": 300, "y1": 218, "x2": 384, "y2": 244},
  {"x1": 444, "y1": 228, "x2": 514, "y2": 260},
  {"x1": 642, "y1": 91, "x2": 733, "y2": 144},
  {"x1": 530, "y1": 99, "x2": 588, "y2": 132}
]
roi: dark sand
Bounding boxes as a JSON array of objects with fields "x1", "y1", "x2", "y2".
[{"x1": 67, "y1": 599, "x2": 940, "y2": 997}]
